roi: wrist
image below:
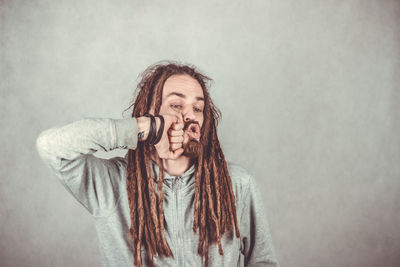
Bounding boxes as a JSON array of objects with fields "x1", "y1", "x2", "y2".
[
  {"x1": 136, "y1": 116, "x2": 150, "y2": 141},
  {"x1": 136, "y1": 115, "x2": 162, "y2": 144}
]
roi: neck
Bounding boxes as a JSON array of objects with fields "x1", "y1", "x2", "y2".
[{"x1": 151, "y1": 152, "x2": 193, "y2": 176}]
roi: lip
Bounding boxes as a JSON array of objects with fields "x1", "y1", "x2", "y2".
[{"x1": 184, "y1": 123, "x2": 200, "y2": 141}]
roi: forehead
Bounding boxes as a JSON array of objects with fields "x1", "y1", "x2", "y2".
[{"x1": 162, "y1": 74, "x2": 204, "y2": 99}]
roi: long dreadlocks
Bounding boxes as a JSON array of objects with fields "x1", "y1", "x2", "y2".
[{"x1": 124, "y1": 61, "x2": 240, "y2": 267}]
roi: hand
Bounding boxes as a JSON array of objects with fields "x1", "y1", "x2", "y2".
[{"x1": 154, "y1": 114, "x2": 184, "y2": 160}]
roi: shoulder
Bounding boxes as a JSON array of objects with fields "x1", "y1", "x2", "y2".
[
  {"x1": 227, "y1": 161, "x2": 253, "y2": 183},
  {"x1": 226, "y1": 161, "x2": 254, "y2": 199}
]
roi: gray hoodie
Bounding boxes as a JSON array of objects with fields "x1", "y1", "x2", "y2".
[{"x1": 36, "y1": 117, "x2": 280, "y2": 267}]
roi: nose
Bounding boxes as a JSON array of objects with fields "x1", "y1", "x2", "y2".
[{"x1": 183, "y1": 106, "x2": 195, "y2": 122}]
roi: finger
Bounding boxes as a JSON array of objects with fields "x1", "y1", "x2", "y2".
[
  {"x1": 168, "y1": 129, "x2": 184, "y2": 137},
  {"x1": 172, "y1": 114, "x2": 184, "y2": 130},
  {"x1": 176, "y1": 113, "x2": 184, "y2": 124},
  {"x1": 169, "y1": 136, "x2": 184, "y2": 143},
  {"x1": 170, "y1": 143, "x2": 182, "y2": 150},
  {"x1": 171, "y1": 122, "x2": 184, "y2": 131}
]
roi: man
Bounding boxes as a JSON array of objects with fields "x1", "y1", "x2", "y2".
[{"x1": 36, "y1": 62, "x2": 280, "y2": 267}]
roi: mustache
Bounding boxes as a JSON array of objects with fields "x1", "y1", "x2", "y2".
[{"x1": 183, "y1": 120, "x2": 200, "y2": 131}]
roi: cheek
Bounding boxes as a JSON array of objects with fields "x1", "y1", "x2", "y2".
[
  {"x1": 198, "y1": 115, "x2": 204, "y2": 128},
  {"x1": 158, "y1": 104, "x2": 169, "y2": 115}
]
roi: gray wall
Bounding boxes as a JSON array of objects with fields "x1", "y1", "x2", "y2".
[{"x1": 1, "y1": 0, "x2": 399, "y2": 266}]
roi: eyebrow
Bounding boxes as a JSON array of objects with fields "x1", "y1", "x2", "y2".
[{"x1": 166, "y1": 92, "x2": 204, "y2": 102}]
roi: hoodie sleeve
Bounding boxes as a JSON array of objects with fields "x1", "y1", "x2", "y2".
[
  {"x1": 239, "y1": 174, "x2": 280, "y2": 267},
  {"x1": 35, "y1": 117, "x2": 138, "y2": 217}
]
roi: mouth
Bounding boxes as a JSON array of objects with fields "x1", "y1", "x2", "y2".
[{"x1": 184, "y1": 122, "x2": 200, "y2": 141}]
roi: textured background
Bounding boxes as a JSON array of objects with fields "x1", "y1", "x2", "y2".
[{"x1": 1, "y1": 0, "x2": 400, "y2": 266}]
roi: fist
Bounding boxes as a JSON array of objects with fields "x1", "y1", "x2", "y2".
[{"x1": 154, "y1": 114, "x2": 185, "y2": 160}]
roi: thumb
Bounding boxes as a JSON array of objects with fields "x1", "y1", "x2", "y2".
[{"x1": 173, "y1": 113, "x2": 184, "y2": 129}]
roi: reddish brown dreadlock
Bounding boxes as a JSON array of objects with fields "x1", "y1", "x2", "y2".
[{"x1": 124, "y1": 61, "x2": 240, "y2": 267}]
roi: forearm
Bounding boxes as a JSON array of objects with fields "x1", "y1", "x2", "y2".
[{"x1": 36, "y1": 117, "x2": 141, "y2": 172}]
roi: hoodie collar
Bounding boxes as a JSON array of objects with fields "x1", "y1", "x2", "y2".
[{"x1": 150, "y1": 159, "x2": 196, "y2": 182}]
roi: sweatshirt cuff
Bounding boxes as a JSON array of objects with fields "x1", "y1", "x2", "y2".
[{"x1": 114, "y1": 118, "x2": 138, "y2": 149}]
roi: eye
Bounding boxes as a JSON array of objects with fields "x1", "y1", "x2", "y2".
[
  {"x1": 170, "y1": 104, "x2": 182, "y2": 109},
  {"x1": 194, "y1": 107, "x2": 203, "y2": 113}
]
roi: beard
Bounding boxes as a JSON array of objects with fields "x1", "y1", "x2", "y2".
[{"x1": 182, "y1": 138, "x2": 202, "y2": 158}]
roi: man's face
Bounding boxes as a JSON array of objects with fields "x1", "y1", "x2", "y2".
[{"x1": 159, "y1": 74, "x2": 204, "y2": 145}]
